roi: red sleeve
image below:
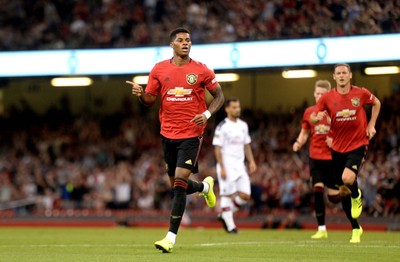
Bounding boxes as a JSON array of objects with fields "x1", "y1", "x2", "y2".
[
  {"x1": 301, "y1": 108, "x2": 311, "y2": 130},
  {"x1": 203, "y1": 66, "x2": 219, "y2": 91},
  {"x1": 145, "y1": 65, "x2": 160, "y2": 96},
  {"x1": 361, "y1": 88, "x2": 376, "y2": 105},
  {"x1": 314, "y1": 93, "x2": 327, "y2": 112}
]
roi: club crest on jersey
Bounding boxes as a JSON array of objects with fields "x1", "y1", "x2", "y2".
[
  {"x1": 186, "y1": 73, "x2": 198, "y2": 85},
  {"x1": 351, "y1": 97, "x2": 360, "y2": 107}
]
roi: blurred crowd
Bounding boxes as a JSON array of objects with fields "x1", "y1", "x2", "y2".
[
  {"x1": 0, "y1": 0, "x2": 400, "y2": 50},
  {"x1": 0, "y1": 0, "x2": 399, "y2": 218},
  {"x1": 0, "y1": 91, "x2": 399, "y2": 218}
]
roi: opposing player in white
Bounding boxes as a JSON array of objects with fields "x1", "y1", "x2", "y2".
[{"x1": 212, "y1": 98, "x2": 257, "y2": 233}]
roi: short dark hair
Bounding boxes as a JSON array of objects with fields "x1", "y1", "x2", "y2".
[
  {"x1": 169, "y1": 27, "x2": 190, "y2": 42},
  {"x1": 224, "y1": 97, "x2": 240, "y2": 108},
  {"x1": 334, "y1": 63, "x2": 351, "y2": 72}
]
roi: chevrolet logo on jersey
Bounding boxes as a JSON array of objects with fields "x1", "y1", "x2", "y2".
[
  {"x1": 336, "y1": 109, "x2": 356, "y2": 117},
  {"x1": 351, "y1": 97, "x2": 360, "y2": 107},
  {"x1": 167, "y1": 87, "x2": 193, "y2": 97},
  {"x1": 314, "y1": 124, "x2": 330, "y2": 134},
  {"x1": 186, "y1": 73, "x2": 198, "y2": 85}
]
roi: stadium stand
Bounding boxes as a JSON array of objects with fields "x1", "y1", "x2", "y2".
[
  {"x1": 0, "y1": 0, "x2": 399, "y2": 227},
  {"x1": 0, "y1": 0, "x2": 399, "y2": 50},
  {"x1": 0, "y1": 92, "x2": 399, "y2": 219}
]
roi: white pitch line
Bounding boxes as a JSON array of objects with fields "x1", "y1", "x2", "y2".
[
  {"x1": 0, "y1": 242, "x2": 398, "y2": 249},
  {"x1": 295, "y1": 244, "x2": 400, "y2": 248},
  {"x1": 196, "y1": 241, "x2": 400, "y2": 249},
  {"x1": 196, "y1": 241, "x2": 297, "y2": 246},
  {"x1": 0, "y1": 244, "x2": 146, "y2": 248}
]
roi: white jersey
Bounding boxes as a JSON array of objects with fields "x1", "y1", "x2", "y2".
[
  {"x1": 213, "y1": 118, "x2": 252, "y2": 192},
  {"x1": 212, "y1": 118, "x2": 251, "y2": 164}
]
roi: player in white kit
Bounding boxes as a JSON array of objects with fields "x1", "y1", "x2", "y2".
[{"x1": 212, "y1": 98, "x2": 257, "y2": 233}]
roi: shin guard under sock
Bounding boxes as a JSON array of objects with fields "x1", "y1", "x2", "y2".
[
  {"x1": 341, "y1": 195, "x2": 360, "y2": 229},
  {"x1": 313, "y1": 187, "x2": 325, "y2": 226},
  {"x1": 348, "y1": 179, "x2": 359, "y2": 198},
  {"x1": 169, "y1": 178, "x2": 188, "y2": 234},
  {"x1": 186, "y1": 179, "x2": 204, "y2": 195}
]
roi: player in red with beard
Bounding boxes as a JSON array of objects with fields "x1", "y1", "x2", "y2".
[
  {"x1": 311, "y1": 63, "x2": 381, "y2": 243},
  {"x1": 126, "y1": 27, "x2": 224, "y2": 253}
]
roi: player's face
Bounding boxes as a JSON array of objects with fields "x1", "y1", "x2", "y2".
[
  {"x1": 314, "y1": 86, "x2": 328, "y2": 103},
  {"x1": 333, "y1": 65, "x2": 352, "y2": 88},
  {"x1": 226, "y1": 101, "x2": 241, "y2": 119},
  {"x1": 170, "y1": 32, "x2": 191, "y2": 56}
]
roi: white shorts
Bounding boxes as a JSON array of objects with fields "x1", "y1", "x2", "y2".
[{"x1": 216, "y1": 163, "x2": 251, "y2": 196}]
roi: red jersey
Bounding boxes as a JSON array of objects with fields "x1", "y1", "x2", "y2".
[
  {"x1": 314, "y1": 85, "x2": 376, "y2": 153},
  {"x1": 302, "y1": 106, "x2": 332, "y2": 160},
  {"x1": 145, "y1": 58, "x2": 218, "y2": 139}
]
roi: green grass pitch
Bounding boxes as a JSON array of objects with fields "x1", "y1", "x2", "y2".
[{"x1": 0, "y1": 227, "x2": 399, "y2": 262}]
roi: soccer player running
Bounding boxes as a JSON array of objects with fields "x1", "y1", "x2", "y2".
[
  {"x1": 126, "y1": 27, "x2": 224, "y2": 253},
  {"x1": 293, "y1": 80, "x2": 339, "y2": 239},
  {"x1": 311, "y1": 63, "x2": 381, "y2": 243},
  {"x1": 213, "y1": 98, "x2": 257, "y2": 233}
]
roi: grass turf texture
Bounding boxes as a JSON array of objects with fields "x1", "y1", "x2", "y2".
[{"x1": 0, "y1": 227, "x2": 399, "y2": 262}]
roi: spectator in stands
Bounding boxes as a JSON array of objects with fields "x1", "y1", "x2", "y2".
[
  {"x1": 1, "y1": 1, "x2": 400, "y2": 220},
  {"x1": 1, "y1": 0, "x2": 400, "y2": 50}
]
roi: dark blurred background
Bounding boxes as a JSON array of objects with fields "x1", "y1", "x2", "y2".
[{"x1": 0, "y1": 0, "x2": 399, "y2": 226}]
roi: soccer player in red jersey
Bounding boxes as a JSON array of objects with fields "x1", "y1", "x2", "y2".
[
  {"x1": 293, "y1": 80, "x2": 339, "y2": 239},
  {"x1": 311, "y1": 63, "x2": 381, "y2": 243},
  {"x1": 126, "y1": 27, "x2": 224, "y2": 253}
]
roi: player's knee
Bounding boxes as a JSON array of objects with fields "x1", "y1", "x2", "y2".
[
  {"x1": 328, "y1": 194, "x2": 341, "y2": 204},
  {"x1": 173, "y1": 177, "x2": 188, "y2": 191},
  {"x1": 237, "y1": 193, "x2": 251, "y2": 202},
  {"x1": 313, "y1": 185, "x2": 324, "y2": 193},
  {"x1": 342, "y1": 169, "x2": 356, "y2": 185},
  {"x1": 342, "y1": 176, "x2": 354, "y2": 185},
  {"x1": 241, "y1": 194, "x2": 251, "y2": 201}
]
